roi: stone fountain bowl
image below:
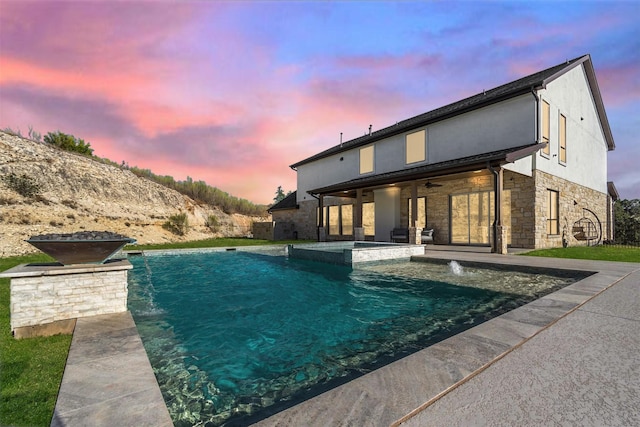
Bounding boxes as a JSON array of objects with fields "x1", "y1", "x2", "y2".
[{"x1": 26, "y1": 231, "x2": 136, "y2": 265}]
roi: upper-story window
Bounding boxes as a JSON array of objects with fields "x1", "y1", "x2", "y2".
[
  {"x1": 406, "y1": 130, "x2": 426, "y2": 165},
  {"x1": 559, "y1": 113, "x2": 567, "y2": 164},
  {"x1": 359, "y1": 145, "x2": 374, "y2": 174},
  {"x1": 541, "y1": 100, "x2": 550, "y2": 156}
]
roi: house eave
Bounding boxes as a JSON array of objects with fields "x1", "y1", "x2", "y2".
[{"x1": 309, "y1": 143, "x2": 542, "y2": 196}]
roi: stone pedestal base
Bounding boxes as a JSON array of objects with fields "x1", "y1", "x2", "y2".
[
  {"x1": 408, "y1": 227, "x2": 423, "y2": 245},
  {"x1": 354, "y1": 227, "x2": 365, "y2": 241},
  {"x1": 492, "y1": 225, "x2": 509, "y2": 254},
  {"x1": 0, "y1": 260, "x2": 132, "y2": 339},
  {"x1": 318, "y1": 227, "x2": 327, "y2": 242}
]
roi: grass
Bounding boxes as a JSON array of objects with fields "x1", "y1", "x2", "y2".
[
  {"x1": 0, "y1": 253, "x2": 72, "y2": 427},
  {"x1": 523, "y1": 245, "x2": 640, "y2": 263},
  {"x1": 125, "y1": 237, "x2": 309, "y2": 251}
]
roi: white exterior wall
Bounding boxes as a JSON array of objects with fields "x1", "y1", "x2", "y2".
[
  {"x1": 428, "y1": 94, "x2": 535, "y2": 160},
  {"x1": 535, "y1": 66, "x2": 609, "y2": 193},
  {"x1": 297, "y1": 94, "x2": 535, "y2": 203},
  {"x1": 374, "y1": 187, "x2": 401, "y2": 241}
]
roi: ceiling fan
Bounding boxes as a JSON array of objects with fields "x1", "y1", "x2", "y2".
[{"x1": 424, "y1": 181, "x2": 443, "y2": 188}]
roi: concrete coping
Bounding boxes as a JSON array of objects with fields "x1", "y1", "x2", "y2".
[{"x1": 0, "y1": 259, "x2": 132, "y2": 278}]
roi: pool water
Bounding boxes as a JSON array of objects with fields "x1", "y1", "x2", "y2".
[{"x1": 127, "y1": 250, "x2": 581, "y2": 426}]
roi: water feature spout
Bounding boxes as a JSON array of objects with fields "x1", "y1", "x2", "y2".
[{"x1": 448, "y1": 260, "x2": 464, "y2": 276}]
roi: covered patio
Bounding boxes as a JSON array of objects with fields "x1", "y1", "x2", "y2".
[{"x1": 310, "y1": 143, "x2": 543, "y2": 254}]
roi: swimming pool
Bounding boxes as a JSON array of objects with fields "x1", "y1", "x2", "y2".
[{"x1": 127, "y1": 249, "x2": 585, "y2": 426}]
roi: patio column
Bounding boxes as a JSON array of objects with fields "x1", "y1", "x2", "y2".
[
  {"x1": 318, "y1": 195, "x2": 326, "y2": 242},
  {"x1": 354, "y1": 189, "x2": 365, "y2": 241},
  {"x1": 491, "y1": 166, "x2": 508, "y2": 254},
  {"x1": 408, "y1": 181, "x2": 422, "y2": 245}
]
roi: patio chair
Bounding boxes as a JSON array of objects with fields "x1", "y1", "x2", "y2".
[{"x1": 421, "y1": 228, "x2": 434, "y2": 244}]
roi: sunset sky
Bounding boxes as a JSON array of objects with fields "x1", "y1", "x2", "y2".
[{"x1": 1, "y1": 1, "x2": 638, "y2": 204}]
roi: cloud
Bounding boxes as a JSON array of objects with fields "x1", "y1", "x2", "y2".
[{"x1": 1, "y1": 1, "x2": 638, "y2": 204}]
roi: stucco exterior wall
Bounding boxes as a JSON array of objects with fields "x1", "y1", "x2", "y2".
[
  {"x1": 535, "y1": 66, "x2": 609, "y2": 194},
  {"x1": 296, "y1": 95, "x2": 535, "y2": 204}
]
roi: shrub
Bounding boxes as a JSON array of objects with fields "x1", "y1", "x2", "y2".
[
  {"x1": 205, "y1": 214, "x2": 220, "y2": 233},
  {"x1": 1, "y1": 173, "x2": 42, "y2": 198},
  {"x1": 61, "y1": 199, "x2": 78, "y2": 209},
  {"x1": 44, "y1": 131, "x2": 94, "y2": 156},
  {"x1": 162, "y1": 213, "x2": 189, "y2": 236}
]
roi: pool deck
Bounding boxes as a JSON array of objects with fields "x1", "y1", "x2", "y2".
[
  {"x1": 50, "y1": 311, "x2": 172, "y2": 427},
  {"x1": 50, "y1": 247, "x2": 639, "y2": 426}
]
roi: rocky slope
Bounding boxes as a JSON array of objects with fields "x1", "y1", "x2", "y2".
[{"x1": 0, "y1": 131, "x2": 268, "y2": 257}]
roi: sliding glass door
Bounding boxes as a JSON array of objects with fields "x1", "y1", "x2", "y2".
[{"x1": 450, "y1": 191, "x2": 510, "y2": 245}]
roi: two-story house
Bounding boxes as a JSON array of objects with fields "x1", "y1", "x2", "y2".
[{"x1": 269, "y1": 54, "x2": 616, "y2": 253}]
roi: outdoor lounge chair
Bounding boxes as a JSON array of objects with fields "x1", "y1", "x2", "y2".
[
  {"x1": 390, "y1": 228, "x2": 409, "y2": 243},
  {"x1": 421, "y1": 228, "x2": 434, "y2": 244}
]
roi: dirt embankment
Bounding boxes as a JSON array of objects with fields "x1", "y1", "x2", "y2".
[{"x1": 0, "y1": 131, "x2": 268, "y2": 257}]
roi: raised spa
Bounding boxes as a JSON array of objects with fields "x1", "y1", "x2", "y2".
[{"x1": 287, "y1": 241, "x2": 425, "y2": 265}]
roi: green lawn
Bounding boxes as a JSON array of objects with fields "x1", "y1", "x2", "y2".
[
  {"x1": 0, "y1": 253, "x2": 72, "y2": 427},
  {"x1": 523, "y1": 245, "x2": 640, "y2": 263},
  {"x1": 126, "y1": 237, "x2": 308, "y2": 251}
]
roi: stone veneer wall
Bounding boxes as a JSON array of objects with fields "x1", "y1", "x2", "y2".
[
  {"x1": 272, "y1": 202, "x2": 318, "y2": 240},
  {"x1": 533, "y1": 170, "x2": 608, "y2": 249},
  {"x1": 5, "y1": 262, "x2": 131, "y2": 338},
  {"x1": 273, "y1": 196, "x2": 375, "y2": 241},
  {"x1": 281, "y1": 170, "x2": 606, "y2": 249},
  {"x1": 252, "y1": 221, "x2": 274, "y2": 240},
  {"x1": 505, "y1": 171, "x2": 536, "y2": 248}
]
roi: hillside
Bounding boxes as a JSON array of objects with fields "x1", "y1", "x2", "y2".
[{"x1": 0, "y1": 131, "x2": 269, "y2": 257}]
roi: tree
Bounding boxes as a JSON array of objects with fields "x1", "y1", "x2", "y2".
[
  {"x1": 44, "y1": 131, "x2": 94, "y2": 156},
  {"x1": 273, "y1": 186, "x2": 286, "y2": 203},
  {"x1": 614, "y1": 199, "x2": 640, "y2": 245}
]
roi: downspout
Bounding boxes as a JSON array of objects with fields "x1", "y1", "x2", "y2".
[
  {"x1": 307, "y1": 192, "x2": 322, "y2": 241},
  {"x1": 531, "y1": 87, "x2": 540, "y2": 144},
  {"x1": 530, "y1": 87, "x2": 541, "y2": 171}
]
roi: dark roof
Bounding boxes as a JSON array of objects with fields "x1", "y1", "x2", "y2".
[
  {"x1": 291, "y1": 54, "x2": 613, "y2": 169},
  {"x1": 309, "y1": 143, "x2": 543, "y2": 195},
  {"x1": 268, "y1": 191, "x2": 298, "y2": 212}
]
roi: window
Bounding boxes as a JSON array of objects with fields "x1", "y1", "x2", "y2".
[
  {"x1": 547, "y1": 190, "x2": 559, "y2": 235},
  {"x1": 328, "y1": 206, "x2": 340, "y2": 235},
  {"x1": 363, "y1": 202, "x2": 375, "y2": 236},
  {"x1": 541, "y1": 100, "x2": 550, "y2": 156},
  {"x1": 341, "y1": 204, "x2": 353, "y2": 236},
  {"x1": 408, "y1": 197, "x2": 427, "y2": 228},
  {"x1": 360, "y1": 145, "x2": 374, "y2": 174},
  {"x1": 559, "y1": 114, "x2": 566, "y2": 164},
  {"x1": 406, "y1": 130, "x2": 426, "y2": 164}
]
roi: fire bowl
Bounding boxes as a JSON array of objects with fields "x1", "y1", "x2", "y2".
[{"x1": 26, "y1": 231, "x2": 136, "y2": 265}]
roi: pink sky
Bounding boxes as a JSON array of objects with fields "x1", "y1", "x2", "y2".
[{"x1": 1, "y1": 1, "x2": 638, "y2": 203}]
